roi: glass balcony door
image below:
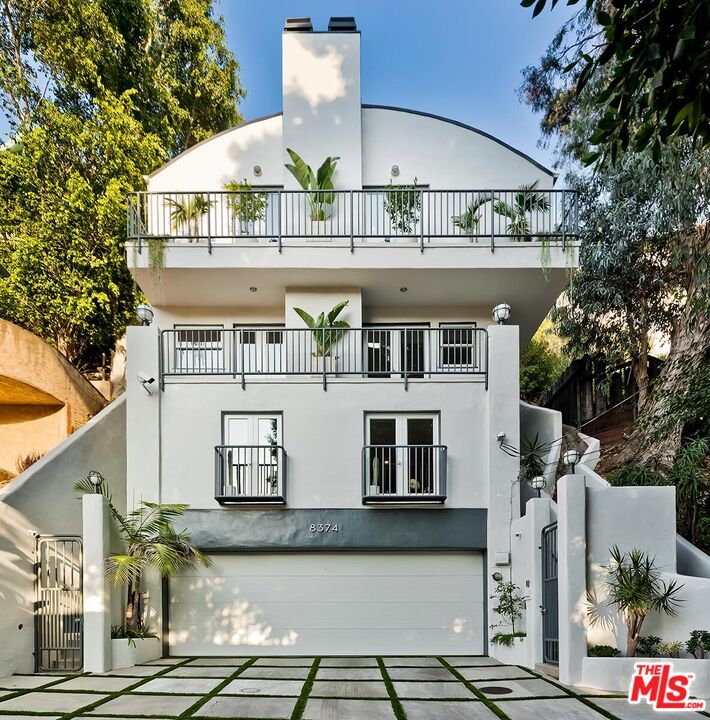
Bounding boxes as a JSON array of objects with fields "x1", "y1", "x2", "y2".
[
  {"x1": 224, "y1": 414, "x2": 282, "y2": 497},
  {"x1": 364, "y1": 325, "x2": 428, "y2": 378},
  {"x1": 366, "y1": 414, "x2": 437, "y2": 496},
  {"x1": 235, "y1": 326, "x2": 285, "y2": 375}
]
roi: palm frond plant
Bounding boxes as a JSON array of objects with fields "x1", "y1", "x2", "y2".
[
  {"x1": 591, "y1": 546, "x2": 684, "y2": 657},
  {"x1": 493, "y1": 181, "x2": 550, "y2": 241},
  {"x1": 163, "y1": 193, "x2": 214, "y2": 239},
  {"x1": 293, "y1": 300, "x2": 350, "y2": 358},
  {"x1": 452, "y1": 194, "x2": 489, "y2": 237},
  {"x1": 74, "y1": 477, "x2": 211, "y2": 634},
  {"x1": 284, "y1": 148, "x2": 339, "y2": 221}
]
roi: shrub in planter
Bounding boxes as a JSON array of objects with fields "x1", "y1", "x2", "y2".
[
  {"x1": 636, "y1": 635, "x2": 662, "y2": 657},
  {"x1": 589, "y1": 644, "x2": 621, "y2": 657},
  {"x1": 687, "y1": 629, "x2": 710, "y2": 659},
  {"x1": 491, "y1": 631, "x2": 527, "y2": 647},
  {"x1": 383, "y1": 180, "x2": 421, "y2": 236},
  {"x1": 111, "y1": 625, "x2": 157, "y2": 646},
  {"x1": 489, "y1": 579, "x2": 527, "y2": 646},
  {"x1": 658, "y1": 641, "x2": 684, "y2": 658}
]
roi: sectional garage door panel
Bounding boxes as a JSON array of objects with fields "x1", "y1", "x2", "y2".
[{"x1": 169, "y1": 552, "x2": 484, "y2": 656}]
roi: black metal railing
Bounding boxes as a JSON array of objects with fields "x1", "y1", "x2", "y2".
[
  {"x1": 215, "y1": 445, "x2": 287, "y2": 504},
  {"x1": 127, "y1": 188, "x2": 579, "y2": 252},
  {"x1": 362, "y1": 444, "x2": 447, "y2": 502},
  {"x1": 160, "y1": 326, "x2": 488, "y2": 389}
]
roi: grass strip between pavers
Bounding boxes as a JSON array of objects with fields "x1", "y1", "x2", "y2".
[
  {"x1": 47, "y1": 657, "x2": 197, "y2": 720},
  {"x1": 289, "y1": 657, "x2": 320, "y2": 720},
  {"x1": 520, "y1": 665, "x2": 623, "y2": 720},
  {"x1": 376, "y1": 657, "x2": 407, "y2": 720},
  {"x1": 175, "y1": 656, "x2": 257, "y2": 719},
  {"x1": 436, "y1": 657, "x2": 511, "y2": 720}
]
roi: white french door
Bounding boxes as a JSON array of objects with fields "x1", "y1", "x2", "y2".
[
  {"x1": 366, "y1": 413, "x2": 439, "y2": 496},
  {"x1": 236, "y1": 326, "x2": 285, "y2": 374},
  {"x1": 224, "y1": 415, "x2": 282, "y2": 497},
  {"x1": 364, "y1": 326, "x2": 429, "y2": 378}
]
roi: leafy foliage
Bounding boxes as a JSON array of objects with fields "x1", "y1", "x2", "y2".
[
  {"x1": 0, "y1": 0, "x2": 243, "y2": 368},
  {"x1": 224, "y1": 180, "x2": 268, "y2": 226},
  {"x1": 164, "y1": 194, "x2": 214, "y2": 237},
  {"x1": 493, "y1": 181, "x2": 550, "y2": 240},
  {"x1": 519, "y1": 433, "x2": 548, "y2": 488},
  {"x1": 383, "y1": 181, "x2": 422, "y2": 235},
  {"x1": 452, "y1": 194, "x2": 488, "y2": 235},
  {"x1": 284, "y1": 149, "x2": 339, "y2": 221},
  {"x1": 74, "y1": 476, "x2": 211, "y2": 631},
  {"x1": 521, "y1": 0, "x2": 710, "y2": 162},
  {"x1": 489, "y1": 579, "x2": 526, "y2": 637},
  {"x1": 111, "y1": 624, "x2": 157, "y2": 647},
  {"x1": 686, "y1": 629, "x2": 710, "y2": 659},
  {"x1": 520, "y1": 320, "x2": 568, "y2": 403},
  {"x1": 490, "y1": 631, "x2": 527, "y2": 647},
  {"x1": 588, "y1": 644, "x2": 621, "y2": 657},
  {"x1": 293, "y1": 300, "x2": 350, "y2": 358},
  {"x1": 591, "y1": 546, "x2": 683, "y2": 657},
  {"x1": 657, "y1": 640, "x2": 683, "y2": 658},
  {"x1": 636, "y1": 635, "x2": 662, "y2": 657}
]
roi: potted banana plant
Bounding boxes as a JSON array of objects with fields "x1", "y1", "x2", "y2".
[
  {"x1": 285, "y1": 149, "x2": 339, "y2": 239},
  {"x1": 293, "y1": 300, "x2": 350, "y2": 375}
]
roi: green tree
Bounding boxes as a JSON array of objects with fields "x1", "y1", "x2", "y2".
[
  {"x1": 520, "y1": 320, "x2": 568, "y2": 403},
  {"x1": 0, "y1": 0, "x2": 244, "y2": 368},
  {"x1": 521, "y1": 0, "x2": 710, "y2": 162}
]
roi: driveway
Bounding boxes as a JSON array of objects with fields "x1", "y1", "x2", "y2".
[{"x1": 0, "y1": 655, "x2": 700, "y2": 719}]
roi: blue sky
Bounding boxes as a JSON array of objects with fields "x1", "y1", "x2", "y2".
[{"x1": 221, "y1": 0, "x2": 576, "y2": 170}]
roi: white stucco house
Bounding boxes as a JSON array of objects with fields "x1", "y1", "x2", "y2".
[{"x1": 0, "y1": 16, "x2": 708, "y2": 696}]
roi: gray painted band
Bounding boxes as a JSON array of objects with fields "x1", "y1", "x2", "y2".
[{"x1": 181, "y1": 508, "x2": 487, "y2": 551}]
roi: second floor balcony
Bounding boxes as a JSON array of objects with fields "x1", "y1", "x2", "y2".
[
  {"x1": 128, "y1": 188, "x2": 578, "y2": 252},
  {"x1": 160, "y1": 325, "x2": 488, "y2": 389}
]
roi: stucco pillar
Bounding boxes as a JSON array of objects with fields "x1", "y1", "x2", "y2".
[
  {"x1": 557, "y1": 473, "x2": 587, "y2": 685},
  {"x1": 526, "y1": 496, "x2": 552, "y2": 667},
  {"x1": 82, "y1": 494, "x2": 112, "y2": 673}
]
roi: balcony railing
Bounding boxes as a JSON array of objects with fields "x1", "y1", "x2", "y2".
[
  {"x1": 362, "y1": 445, "x2": 447, "y2": 503},
  {"x1": 160, "y1": 326, "x2": 488, "y2": 389},
  {"x1": 215, "y1": 445, "x2": 287, "y2": 504},
  {"x1": 127, "y1": 189, "x2": 578, "y2": 252}
]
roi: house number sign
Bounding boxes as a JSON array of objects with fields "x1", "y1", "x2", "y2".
[{"x1": 309, "y1": 523, "x2": 339, "y2": 533}]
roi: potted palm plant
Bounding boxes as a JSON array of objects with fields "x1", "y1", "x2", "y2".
[
  {"x1": 452, "y1": 194, "x2": 489, "y2": 240},
  {"x1": 163, "y1": 193, "x2": 214, "y2": 241},
  {"x1": 224, "y1": 179, "x2": 268, "y2": 239},
  {"x1": 284, "y1": 149, "x2": 339, "y2": 238},
  {"x1": 293, "y1": 300, "x2": 350, "y2": 375},
  {"x1": 75, "y1": 478, "x2": 211, "y2": 668},
  {"x1": 493, "y1": 181, "x2": 550, "y2": 241}
]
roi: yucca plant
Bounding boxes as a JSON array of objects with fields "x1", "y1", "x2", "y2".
[
  {"x1": 590, "y1": 546, "x2": 683, "y2": 657},
  {"x1": 493, "y1": 181, "x2": 550, "y2": 241},
  {"x1": 293, "y1": 300, "x2": 350, "y2": 358},
  {"x1": 284, "y1": 148, "x2": 339, "y2": 221},
  {"x1": 452, "y1": 194, "x2": 489, "y2": 236},
  {"x1": 164, "y1": 194, "x2": 214, "y2": 238},
  {"x1": 74, "y1": 477, "x2": 211, "y2": 633}
]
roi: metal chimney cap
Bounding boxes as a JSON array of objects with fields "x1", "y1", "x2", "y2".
[
  {"x1": 328, "y1": 16, "x2": 357, "y2": 32},
  {"x1": 284, "y1": 17, "x2": 313, "y2": 32}
]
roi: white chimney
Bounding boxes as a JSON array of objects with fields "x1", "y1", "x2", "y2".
[{"x1": 281, "y1": 17, "x2": 362, "y2": 189}]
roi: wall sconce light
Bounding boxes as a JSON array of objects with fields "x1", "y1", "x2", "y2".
[
  {"x1": 391, "y1": 164, "x2": 400, "y2": 177},
  {"x1": 530, "y1": 475, "x2": 547, "y2": 498},
  {"x1": 88, "y1": 470, "x2": 105, "y2": 494},
  {"x1": 253, "y1": 165, "x2": 262, "y2": 177},
  {"x1": 491, "y1": 571, "x2": 504, "y2": 582},
  {"x1": 136, "y1": 304, "x2": 154, "y2": 326},
  {"x1": 563, "y1": 448, "x2": 580, "y2": 474},
  {"x1": 399, "y1": 287, "x2": 408, "y2": 293},
  {"x1": 249, "y1": 286, "x2": 258, "y2": 293},
  {"x1": 137, "y1": 372, "x2": 155, "y2": 396}
]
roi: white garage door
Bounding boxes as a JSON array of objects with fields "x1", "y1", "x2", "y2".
[{"x1": 169, "y1": 552, "x2": 484, "y2": 656}]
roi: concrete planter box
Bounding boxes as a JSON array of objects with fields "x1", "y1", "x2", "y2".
[
  {"x1": 111, "y1": 637, "x2": 161, "y2": 669},
  {"x1": 491, "y1": 636, "x2": 528, "y2": 666},
  {"x1": 580, "y1": 657, "x2": 710, "y2": 699}
]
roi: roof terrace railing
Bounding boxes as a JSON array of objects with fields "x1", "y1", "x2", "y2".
[{"x1": 127, "y1": 188, "x2": 578, "y2": 253}]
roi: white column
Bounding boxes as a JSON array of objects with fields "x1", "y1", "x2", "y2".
[
  {"x1": 525, "y1": 496, "x2": 552, "y2": 668},
  {"x1": 82, "y1": 494, "x2": 112, "y2": 673},
  {"x1": 557, "y1": 474, "x2": 588, "y2": 685}
]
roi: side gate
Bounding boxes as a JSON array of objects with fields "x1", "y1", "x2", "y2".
[
  {"x1": 34, "y1": 536, "x2": 83, "y2": 672},
  {"x1": 540, "y1": 522, "x2": 559, "y2": 665}
]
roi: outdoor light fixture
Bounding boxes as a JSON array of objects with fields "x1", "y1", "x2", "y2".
[
  {"x1": 137, "y1": 372, "x2": 155, "y2": 396},
  {"x1": 391, "y1": 164, "x2": 400, "y2": 177},
  {"x1": 253, "y1": 165, "x2": 262, "y2": 177},
  {"x1": 563, "y1": 448, "x2": 580, "y2": 474},
  {"x1": 400, "y1": 287, "x2": 408, "y2": 293},
  {"x1": 491, "y1": 571, "x2": 504, "y2": 582},
  {"x1": 136, "y1": 304, "x2": 154, "y2": 326},
  {"x1": 88, "y1": 470, "x2": 104, "y2": 494},
  {"x1": 492, "y1": 303, "x2": 511, "y2": 324},
  {"x1": 249, "y1": 286, "x2": 258, "y2": 293},
  {"x1": 530, "y1": 475, "x2": 547, "y2": 498}
]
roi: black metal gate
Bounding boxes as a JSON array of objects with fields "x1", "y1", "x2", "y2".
[
  {"x1": 34, "y1": 536, "x2": 83, "y2": 672},
  {"x1": 541, "y1": 522, "x2": 559, "y2": 664}
]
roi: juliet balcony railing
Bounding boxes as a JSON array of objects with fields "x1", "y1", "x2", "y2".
[
  {"x1": 362, "y1": 444, "x2": 448, "y2": 503},
  {"x1": 127, "y1": 189, "x2": 579, "y2": 252},
  {"x1": 215, "y1": 445, "x2": 287, "y2": 505},
  {"x1": 160, "y1": 326, "x2": 488, "y2": 389}
]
